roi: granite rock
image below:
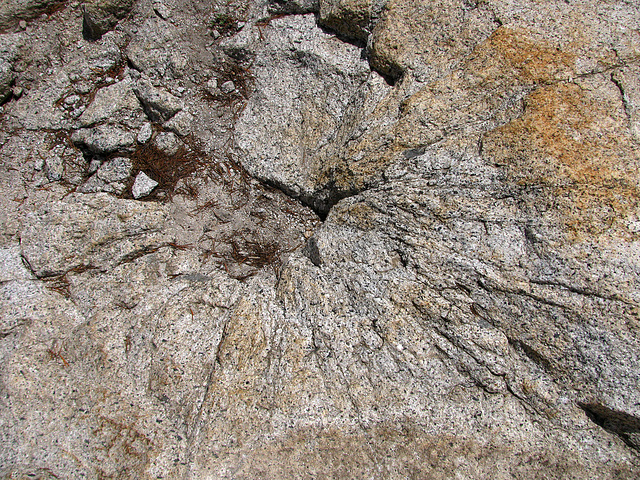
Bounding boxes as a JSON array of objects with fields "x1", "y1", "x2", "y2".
[
  {"x1": 137, "y1": 121, "x2": 153, "y2": 143},
  {"x1": 131, "y1": 171, "x2": 158, "y2": 198},
  {"x1": 233, "y1": 14, "x2": 379, "y2": 214},
  {"x1": 1, "y1": 0, "x2": 639, "y2": 477},
  {"x1": 78, "y1": 77, "x2": 144, "y2": 128},
  {"x1": 133, "y1": 77, "x2": 183, "y2": 123},
  {"x1": 0, "y1": 58, "x2": 13, "y2": 103},
  {"x1": 71, "y1": 125, "x2": 136, "y2": 154}
]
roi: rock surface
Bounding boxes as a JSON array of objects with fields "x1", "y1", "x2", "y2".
[
  {"x1": 133, "y1": 77, "x2": 183, "y2": 123},
  {"x1": 83, "y1": 0, "x2": 136, "y2": 40},
  {"x1": 0, "y1": 0, "x2": 639, "y2": 478},
  {"x1": 0, "y1": 0, "x2": 65, "y2": 31}
]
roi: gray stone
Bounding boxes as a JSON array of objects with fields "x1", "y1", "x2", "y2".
[
  {"x1": 219, "y1": 80, "x2": 235, "y2": 94},
  {"x1": 163, "y1": 110, "x2": 193, "y2": 136},
  {"x1": 0, "y1": 59, "x2": 13, "y2": 104},
  {"x1": 153, "y1": 131, "x2": 181, "y2": 156},
  {"x1": 97, "y1": 156, "x2": 132, "y2": 183},
  {"x1": 44, "y1": 155, "x2": 64, "y2": 181},
  {"x1": 71, "y1": 125, "x2": 136, "y2": 154},
  {"x1": 131, "y1": 171, "x2": 158, "y2": 198},
  {"x1": 126, "y1": 27, "x2": 189, "y2": 80},
  {"x1": 63, "y1": 94, "x2": 80, "y2": 106},
  {"x1": 152, "y1": 0, "x2": 170, "y2": 20},
  {"x1": 205, "y1": 77, "x2": 217, "y2": 93},
  {"x1": 133, "y1": 77, "x2": 183, "y2": 123},
  {"x1": 77, "y1": 173, "x2": 107, "y2": 193},
  {"x1": 83, "y1": 0, "x2": 135, "y2": 40},
  {"x1": 233, "y1": 14, "x2": 376, "y2": 213},
  {"x1": 87, "y1": 158, "x2": 102, "y2": 174},
  {"x1": 137, "y1": 122, "x2": 153, "y2": 144}
]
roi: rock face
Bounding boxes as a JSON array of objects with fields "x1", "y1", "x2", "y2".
[
  {"x1": 1, "y1": 0, "x2": 640, "y2": 478},
  {"x1": 83, "y1": 0, "x2": 136, "y2": 40},
  {"x1": 0, "y1": 0, "x2": 66, "y2": 31},
  {"x1": 232, "y1": 13, "x2": 382, "y2": 214}
]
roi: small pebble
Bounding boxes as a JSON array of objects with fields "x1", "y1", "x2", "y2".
[
  {"x1": 137, "y1": 122, "x2": 153, "y2": 144},
  {"x1": 88, "y1": 159, "x2": 102, "y2": 174},
  {"x1": 220, "y1": 80, "x2": 235, "y2": 94},
  {"x1": 64, "y1": 94, "x2": 80, "y2": 106}
]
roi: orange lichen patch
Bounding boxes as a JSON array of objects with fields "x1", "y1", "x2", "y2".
[
  {"x1": 389, "y1": 27, "x2": 577, "y2": 156},
  {"x1": 473, "y1": 27, "x2": 576, "y2": 85},
  {"x1": 484, "y1": 81, "x2": 640, "y2": 239}
]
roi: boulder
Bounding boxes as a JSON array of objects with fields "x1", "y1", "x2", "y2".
[{"x1": 78, "y1": 77, "x2": 144, "y2": 127}]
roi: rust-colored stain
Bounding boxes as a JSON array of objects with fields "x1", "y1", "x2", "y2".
[
  {"x1": 484, "y1": 81, "x2": 640, "y2": 239},
  {"x1": 476, "y1": 27, "x2": 576, "y2": 85}
]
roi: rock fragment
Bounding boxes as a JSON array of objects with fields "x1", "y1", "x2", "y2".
[
  {"x1": 137, "y1": 122, "x2": 153, "y2": 144},
  {"x1": 78, "y1": 78, "x2": 143, "y2": 127},
  {"x1": 205, "y1": 77, "x2": 218, "y2": 94},
  {"x1": 153, "y1": 131, "x2": 182, "y2": 156},
  {"x1": 44, "y1": 155, "x2": 64, "y2": 181},
  {"x1": 152, "y1": 0, "x2": 170, "y2": 20},
  {"x1": 71, "y1": 125, "x2": 136, "y2": 154},
  {"x1": 133, "y1": 78, "x2": 183, "y2": 123},
  {"x1": 220, "y1": 80, "x2": 235, "y2": 94},
  {"x1": 0, "y1": 58, "x2": 13, "y2": 104},
  {"x1": 132, "y1": 171, "x2": 158, "y2": 198},
  {"x1": 163, "y1": 110, "x2": 193, "y2": 136},
  {"x1": 97, "y1": 156, "x2": 132, "y2": 183}
]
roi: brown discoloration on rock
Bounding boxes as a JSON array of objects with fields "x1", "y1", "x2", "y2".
[
  {"x1": 477, "y1": 27, "x2": 576, "y2": 85},
  {"x1": 318, "y1": 27, "x2": 579, "y2": 200},
  {"x1": 484, "y1": 80, "x2": 640, "y2": 239},
  {"x1": 217, "y1": 297, "x2": 268, "y2": 372}
]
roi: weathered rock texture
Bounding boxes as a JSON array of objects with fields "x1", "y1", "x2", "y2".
[{"x1": 0, "y1": 0, "x2": 639, "y2": 478}]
